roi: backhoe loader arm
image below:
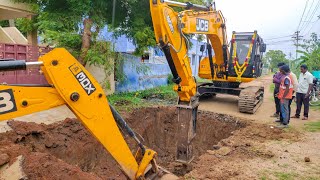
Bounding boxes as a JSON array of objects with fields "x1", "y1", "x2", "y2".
[{"x1": 0, "y1": 49, "x2": 175, "y2": 180}]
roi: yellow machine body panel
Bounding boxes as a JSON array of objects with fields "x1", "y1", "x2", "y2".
[
  {"x1": 150, "y1": 0, "x2": 197, "y2": 102},
  {"x1": 198, "y1": 57, "x2": 254, "y2": 82},
  {"x1": 0, "y1": 86, "x2": 64, "y2": 120},
  {"x1": 181, "y1": 10, "x2": 228, "y2": 72}
]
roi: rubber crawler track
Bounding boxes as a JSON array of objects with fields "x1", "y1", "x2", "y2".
[{"x1": 238, "y1": 86, "x2": 264, "y2": 114}]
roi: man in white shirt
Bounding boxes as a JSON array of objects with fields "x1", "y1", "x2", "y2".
[{"x1": 292, "y1": 64, "x2": 314, "y2": 120}]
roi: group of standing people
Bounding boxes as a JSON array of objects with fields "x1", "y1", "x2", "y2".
[{"x1": 272, "y1": 63, "x2": 314, "y2": 128}]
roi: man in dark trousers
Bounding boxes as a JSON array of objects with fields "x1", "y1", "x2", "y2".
[
  {"x1": 277, "y1": 65, "x2": 294, "y2": 128},
  {"x1": 275, "y1": 68, "x2": 298, "y2": 124},
  {"x1": 292, "y1": 64, "x2": 314, "y2": 120},
  {"x1": 271, "y1": 62, "x2": 286, "y2": 118}
]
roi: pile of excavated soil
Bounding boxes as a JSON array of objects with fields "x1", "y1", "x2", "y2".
[
  {"x1": 0, "y1": 106, "x2": 297, "y2": 179},
  {"x1": 122, "y1": 107, "x2": 244, "y2": 175},
  {"x1": 1, "y1": 118, "x2": 124, "y2": 179}
]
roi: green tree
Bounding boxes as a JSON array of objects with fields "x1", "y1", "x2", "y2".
[
  {"x1": 13, "y1": 0, "x2": 128, "y2": 66},
  {"x1": 12, "y1": 0, "x2": 207, "y2": 59},
  {"x1": 294, "y1": 33, "x2": 320, "y2": 72},
  {"x1": 112, "y1": 0, "x2": 207, "y2": 54},
  {"x1": 264, "y1": 50, "x2": 289, "y2": 71}
]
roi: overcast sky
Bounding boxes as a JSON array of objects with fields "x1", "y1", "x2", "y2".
[{"x1": 215, "y1": 0, "x2": 320, "y2": 59}]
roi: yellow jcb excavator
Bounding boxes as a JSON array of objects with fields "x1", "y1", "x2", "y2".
[
  {"x1": 150, "y1": 0, "x2": 266, "y2": 163},
  {"x1": 0, "y1": 48, "x2": 178, "y2": 180}
]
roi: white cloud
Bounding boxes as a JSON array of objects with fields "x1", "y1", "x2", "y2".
[{"x1": 213, "y1": 0, "x2": 319, "y2": 58}]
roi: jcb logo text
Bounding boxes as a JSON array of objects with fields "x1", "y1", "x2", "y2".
[{"x1": 196, "y1": 18, "x2": 209, "y2": 32}]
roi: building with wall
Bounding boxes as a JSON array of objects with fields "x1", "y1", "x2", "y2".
[
  {"x1": 0, "y1": 1, "x2": 49, "y2": 85},
  {"x1": 0, "y1": 0, "x2": 37, "y2": 45},
  {"x1": 99, "y1": 26, "x2": 206, "y2": 92}
]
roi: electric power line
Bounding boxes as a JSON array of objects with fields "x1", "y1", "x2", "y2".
[
  {"x1": 303, "y1": 16, "x2": 320, "y2": 36},
  {"x1": 300, "y1": 0, "x2": 320, "y2": 33},
  {"x1": 265, "y1": 39, "x2": 293, "y2": 45},
  {"x1": 300, "y1": 0, "x2": 315, "y2": 30},
  {"x1": 264, "y1": 35, "x2": 293, "y2": 40},
  {"x1": 297, "y1": 0, "x2": 310, "y2": 31}
]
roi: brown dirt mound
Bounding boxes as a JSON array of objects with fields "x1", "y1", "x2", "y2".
[
  {"x1": 23, "y1": 152, "x2": 102, "y2": 180},
  {"x1": 0, "y1": 106, "x2": 298, "y2": 179},
  {"x1": 1, "y1": 119, "x2": 125, "y2": 179}
]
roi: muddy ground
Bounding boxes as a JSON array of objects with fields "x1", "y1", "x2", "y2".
[{"x1": 0, "y1": 106, "x2": 308, "y2": 179}]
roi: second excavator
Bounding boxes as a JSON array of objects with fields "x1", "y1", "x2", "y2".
[{"x1": 150, "y1": 0, "x2": 266, "y2": 163}]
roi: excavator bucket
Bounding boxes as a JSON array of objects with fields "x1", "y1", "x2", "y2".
[{"x1": 176, "y1": 99, "x2": 199, "y2": 164}]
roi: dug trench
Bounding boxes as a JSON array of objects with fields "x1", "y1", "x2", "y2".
[{"x1": 0, "y1": 106, "x2": 297, "y2": 179}]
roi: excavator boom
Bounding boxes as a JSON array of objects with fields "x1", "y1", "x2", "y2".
[
  {"x1": 150, "y1": 0, "x2": 267, "y2": 163},
  {"x1": 151, "y1": 0, "x2": 266, "y2": 117},
  {"x1": 150, "y1": 0, "x2": 232, "y2": 163}
]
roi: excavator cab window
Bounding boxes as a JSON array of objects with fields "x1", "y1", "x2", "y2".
[
  {"x1": 260, "y1": 43, "x2": 267, "y2": 53},
  {"x1": 235, "y1": 40, "x2": 250, "y2": 64},
  {"x1": 228, "y1": 33, "x2": 265, "y2": 78}
]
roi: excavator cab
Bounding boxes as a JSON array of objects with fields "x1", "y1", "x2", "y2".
[
  {"x1": 197, "y1": 30, "x2": 266, "y2": 114},
  {"x1": 228, "y1": 31, "x2": 266, "y2": 78}
]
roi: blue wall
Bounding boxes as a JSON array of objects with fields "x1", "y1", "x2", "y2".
[
  {"x1": 116, "y1": 54, "x2": 171, "y2": 92},
  {"x1": 99, "y1": 26, "x2": 206, "y2": 92}
]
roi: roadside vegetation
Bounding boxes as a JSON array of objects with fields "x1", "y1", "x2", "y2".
[
  {"x1": 294, "y1": 33, "x2": 320, "y2": 73},
  {"x1": 304, "y1": 121, "x2": 320, "y2": 132},
  {"x1": 108, "y1": 84, "x2": 177, "y2": 111}
]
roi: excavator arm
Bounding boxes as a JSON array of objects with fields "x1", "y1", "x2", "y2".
[
  {"x1": 150, "y1": 0, "x2": 229, "y2": 86},
  {"x1": 150, "y1": 0, "x2": 228, "y2": 163},
  {"x1": 0, "y1": 48, "x2": 176, "y2": 180}
]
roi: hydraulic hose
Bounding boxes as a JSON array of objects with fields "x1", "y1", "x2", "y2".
[{"x1": 109, "y1": 103, "x2": 146, "y2": 154}]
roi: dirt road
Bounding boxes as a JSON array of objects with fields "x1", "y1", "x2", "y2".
[
  {"x1": 199, "y1": 75, "x2": 320, "y2": 127},
  {"x1": 192, "y1": 75, "x2": 320, "y2": 179}
]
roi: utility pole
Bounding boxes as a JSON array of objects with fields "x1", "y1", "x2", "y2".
[
  {"x1": 288, "y1": 52, "x2": 292, "y2": 68},
  {"x1": 292, "y1": 31, "x2": 303, "y2": 66},
  {"x1": 112, "y1": 0, "x2": 116, "y2": 28}
]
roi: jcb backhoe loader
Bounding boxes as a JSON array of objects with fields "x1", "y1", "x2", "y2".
[
  {"x1": 0, "y1": 48, "x2": 178, "y2": 180},
  {"x1": 150, "y1": 0, "x2": 266, "y2": 163}
]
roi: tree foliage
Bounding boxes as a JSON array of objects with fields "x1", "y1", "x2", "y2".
[
  {"x1": 294, "y1": 33, "x2": 320, "y2": 72},
  {"x1": 13, "y1": 0, "x2": 120, "y2": 66},
  {"x1": 11, "y1": 0, "x2": 208, "y2": 61},
  {"x1": 112, "y1": 0, "x2": 206, "y2": 54},
  {"x1": 12, "y1": 0, "x2": 207, "y2": 57},
  {"x1": 264, "y1": 50, "x2": 289, "y2": 71}
]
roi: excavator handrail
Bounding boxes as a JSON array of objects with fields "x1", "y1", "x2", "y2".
[{"x1": 163, "y1": 0, "x2": 209, "y2": 11}]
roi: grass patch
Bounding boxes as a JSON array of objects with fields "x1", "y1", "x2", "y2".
[
  {"x1": 196, "y1": 77, "x2": 211, "y2": 83},
  {"x1": 273, "y1": 172, "x2": 297, "y2": 180},
  {"x1": 310, "y1": 104, "x2": 320, "y2": 111},
  {"x1": 108, "y1": 84, "x2": 177, "y2": 111},
  {"x1": 259, "y1": 170, "x2": 300, "y2": 180},
  {"x1": 269, "y1": 83, "x2": 275, "y2": 101},
  {"x1": 269, "y1": 83, "x2": 275, "y2": 93},
  {"x1": 304, "y1": 121, "x2": 320, "y2": 132}
]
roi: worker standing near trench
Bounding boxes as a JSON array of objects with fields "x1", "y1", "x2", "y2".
[
  {"x1": 277, "y1": 65, "x2": 294, "y2": 128},
  {"x1": 271, "y1": 62, "x2": 286, "y2": 118}
]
